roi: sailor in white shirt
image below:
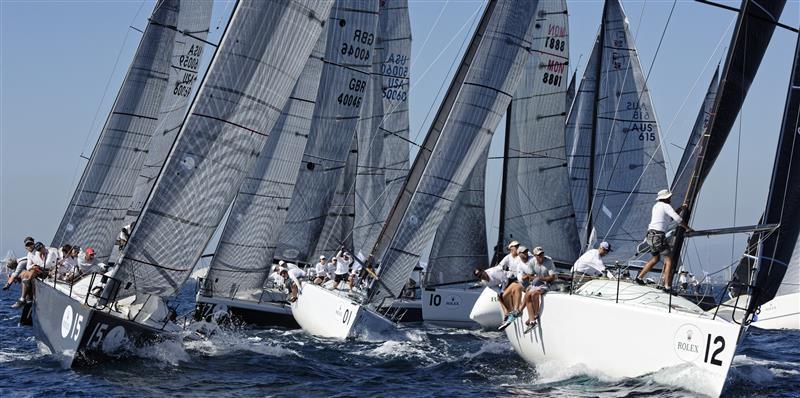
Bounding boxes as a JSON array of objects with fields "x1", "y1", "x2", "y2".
[
  {"x1": 519, "y1": 247, "x2": 557, "y2": 328},
  {"x1": 473, "y1": 264, "x2": 513, "y2": 316},
  {"x1": 499, "y1": 246, "x2": 533, "y2": 320},
  {"x1": 76, "y1": 247, "x2": 106, "y2": 275},
  {"x1": 497, "y1": 240, "x2": 521, "y2": 278},
  {"x1": 56, "y1": 245, "x2": 79, "y2": 281},
  {"x1": 313, "y1": 255, "x2": 328, "y2": 285},
  {"x1": 635, "y1": 189, "x2": 692, "y2": 292},
  {"x1": 571, "y1": 242, "x2": 612, "y2": 276},
  {"x1": 268, "y1": 263, "x2": 285, "y2": 286},
  {"x1": 332, "y1": 250, "x2": 352, "y2": 289}
]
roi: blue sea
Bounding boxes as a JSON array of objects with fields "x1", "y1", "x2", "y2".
[{"x1": 1, "y1": 280, "x2": 798, "y2": 398}]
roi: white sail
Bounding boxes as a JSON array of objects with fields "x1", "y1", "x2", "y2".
[
  {"x1": 367, "y1": 0, "x2": 542, "y2": 306},
  {"x1": 123, "y1": 1, "x2": 216, "y2": 227},
  {"x1": 205, "y1": 33, "x2": 329, "y2": 299},
  {"x1": 500, "y1": 0, "x2": 578, "y2": 266},
  {"x1": 52, "y1": 0, "x2": 212, "y2": 262},
  {"x1": 353, "y1": 0, "x2": 413, "y2": 252},
  {"x1": 114, "y1": 0, "x2": 334, "y2": 297},
  {"x1": 566, "y1": 0, "x2": 668, "y2": 262},
  {"x1": 314, "y1": 137, "x2": 357, "y2": 257},
  {"x1": 275, "y1": 0, "x2": 380, "y2": 264}
]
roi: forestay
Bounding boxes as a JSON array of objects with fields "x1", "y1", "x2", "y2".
[
  {"x1": 205, "y1": 32, "x2": 328, "y2": 300},
  {"x1": 426, "y1": 148, "x2": 489, "y2": 287},
  {"x1": 124, "y1": 1, "x2": 214, "y2": 227},
  {"x1": 114, "y1": 0, "x2": 334, "y2": 297},
  {"x1": 275, "y1": 0, "x2": 380, "y2": 264},
  {"x1": 52, "y1": 0, "x2": 212, "y2": 262},
  {"x1": 367, "y1": 0, "x2": 542, "y2": 306},
  {"x1": 501, "y1": 0, "x2": 578, "y2": 266},
  {"x1": 670, "y1": 68, "x2": 719, "y2": 206}
]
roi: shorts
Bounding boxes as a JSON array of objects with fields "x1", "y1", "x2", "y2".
[
  {"x1": 334, "y1": 273, "x2": 348, "y2": 283},
  {"x1": 528, "y1": 283, "x2": 548, "y2": 294},
  {"x1": 645, "y1": 229, "x2": 671, "y2": 256}
]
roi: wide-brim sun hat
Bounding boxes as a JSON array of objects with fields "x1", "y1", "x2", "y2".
[{"x1": 656, "y1": 189, "x2": 672, "y2": 200}]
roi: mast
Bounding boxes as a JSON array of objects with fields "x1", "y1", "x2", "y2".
[
  {"x1": 585, "y1": 1, "x2": 607, "y2": 248},
  {"x1": 671, "y1": 0, "x2": 787, "y2": 268}
]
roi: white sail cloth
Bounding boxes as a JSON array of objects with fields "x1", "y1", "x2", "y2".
[
  {"x1": 115, "y1": 0, "x2": 334, "y2": 297},
  {"x1": 368, "y1": 0, "x2": 543, "y2": 306},
  {"x1": 52, "y1": 0, "x2": 212, "y2": 262}
]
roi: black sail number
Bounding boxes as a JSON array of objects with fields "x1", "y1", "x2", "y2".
[
  {"x1": 342, "y1": 309, "x2": 352, "y2": 324},
  {"x1": 704, "y1": 334, "x2": 725, "y2": 366},
  {"x1": 429, "y1": 294, "x2": 441, "y2": 307}
]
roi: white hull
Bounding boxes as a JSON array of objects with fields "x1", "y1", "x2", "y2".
[
  {"x1": 506, "y1": 280, "x2": 742, "y2": 397},
  {"x1": 291, "y1": 283, "x2": 397, "y2": 339},
  {"x1": 421, "y1": 285, "x2": 484, "y2": 328},
  {"x1": 468, "y1": 287, "x2": 504, "y2": 329},
  {"x1": 714, "y1": 292, "x2": 800, "y2": 330}
]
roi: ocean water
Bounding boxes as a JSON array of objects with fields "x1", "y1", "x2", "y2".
[{"x1": 1, "y1": 281, "x2": 798, "y2": 398}]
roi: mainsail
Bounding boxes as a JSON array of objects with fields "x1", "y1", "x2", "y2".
[
  {"x1": 204, "y1": 33, "x2": 329, "y2": 299},
  {"x1": 499, "y1": 0, "x2": 578, "y2": 266},
  {"x1": 352, "y1": 0, "x2": 413, "y2": 253},
  {"x1": 114, "y1": 0, "x2": 334, "y2": 297},
  {"x1": 52, "y1": 0, "x2": 212, "y2": 262},
  {"x1": 670, "y1": 68, "x2": 719, "y2": 205},
  {"x1": 671, "y1": 0, "x2": 787, "y2": 263},
  {"x1": 566, "y1": 0, "x2": 668, "y2": 263},
  {"x1": 426, "y1": 148, "x2": 489, "y2": 287},
  {"x1": 366, "y1": 0, "x2": 542, "y2": 305},
  {"x1": 124, "y1": 2, "x2": 216, "y2": 227},
  {"x1": 275, "y1": 0, "x2": 380, "y2": 263}
]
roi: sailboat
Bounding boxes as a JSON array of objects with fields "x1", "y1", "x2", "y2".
[
  {"x1": 424, "y1": 0, "x2": 572, "y2": 329},
  {"x1": 714, "y1": 28, "x2": 800, "y2": 331},
  {"x1": 274, "y1": 0, "x2": 380, "y2": 265},
  {"x1": 194, "y1": 25, "x2": 329, "y2": 329},
  {"x1": 505, "y1": 1, "x2": 789, "y2": 396},
  {"x1": 32, "y1": 0, "x2": 333, "y2": 367},
  {"x1": 291, "y1": 0, "x2": 543, "y2": 339}
]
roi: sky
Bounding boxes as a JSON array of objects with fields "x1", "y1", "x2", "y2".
[{"x1": 1, "y1": 0, "x2": 799, "y2": 281}]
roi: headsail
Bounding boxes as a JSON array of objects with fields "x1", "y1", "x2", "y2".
[
  {"x1": 671, "y1": 0, "x2": 787, "y2": 263},
  {"x1": 114, "y1": 0, "x2": 334, "y2": 297},
  {"x1": 204, "y1": 32, "x2": 329, "y2": 300},
  {"x1": 742, "y1": 34, "x2": 800, "y2": 309},
  {"x1": 500, "y1": 0, "x2": 578, "y2": 267},
  {"x1": 566, "y1": 0, "x2": 668, "y2": 263},
  {"x1": 123, "y1": 2, "x2": 215, "y2": 227},
  {"x1": 426, "y1": 148, "x2": 489, "y2": 287},
  {"x1": 367, "y1": 0, "x2": 542, "y2": 305},
  {"x1": 670, "y1": 68, "x2": 719, "y2": 205},
  {"x1": 275, "y1": 0, "x2": 380, "y2": 264},
  {"x1": 52, "y1": 0, "x2": 212, "y2": 262}
]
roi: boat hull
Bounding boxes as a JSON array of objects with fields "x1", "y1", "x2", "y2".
[
  {"x1": 379, "y1": 298, "x2": 423, "y2": 323},
  {"x1": 195, "y1": 293, "x2": 298, "y2": 328},
  {"x1": 421, "y1": 286, "x2": 483, "y2": 328},
  {"x1": 32, "y1": 280, "x2": 170, "y2": 368},
  {"x1": 505, "y1": 284, "x2": 741, "y2": 397},
  {"x1": 292, "y1": 283, "x2": 397, "y2": 340},
  {"x1": 753, "y1": 292, "x2": 800, "y2": 330},
  {"x1": 468, "y1": 287, "x2": 504, "y2": 329}
]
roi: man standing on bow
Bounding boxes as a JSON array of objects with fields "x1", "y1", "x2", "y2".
[{"x1": 635, "y1": 189, "x2": 692, "y2": 293}]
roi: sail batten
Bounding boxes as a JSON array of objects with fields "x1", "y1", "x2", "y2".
[
  {"x1": 115, "y1": 0, "x2": 334, "y2": 297},
  {"x1": 52, "y1": 0, "x2": 212, "y2": 262}
]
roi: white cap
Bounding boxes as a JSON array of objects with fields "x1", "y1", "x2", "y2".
[
  {"x1": 532, "y1": 246, "x2": 544, "y2": 256},
  {"x1": 599, "y1": 241, "x2": 613, "y2": 252},
  {"x1": 508, "y1": 240, "x2": 520, "y2": 249},
  {"x1": 320, "y1": 255, "x2": 326, "y2": 260},
  {"x1": 656, "y1": 189, "x2": 672, "y2": 200},
  {"x1": 278, "y1": 260, "x2": 285, "y2": 266},
  {"x1": 517, "y1": 245, "x2": 528, "y2": 254}
]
